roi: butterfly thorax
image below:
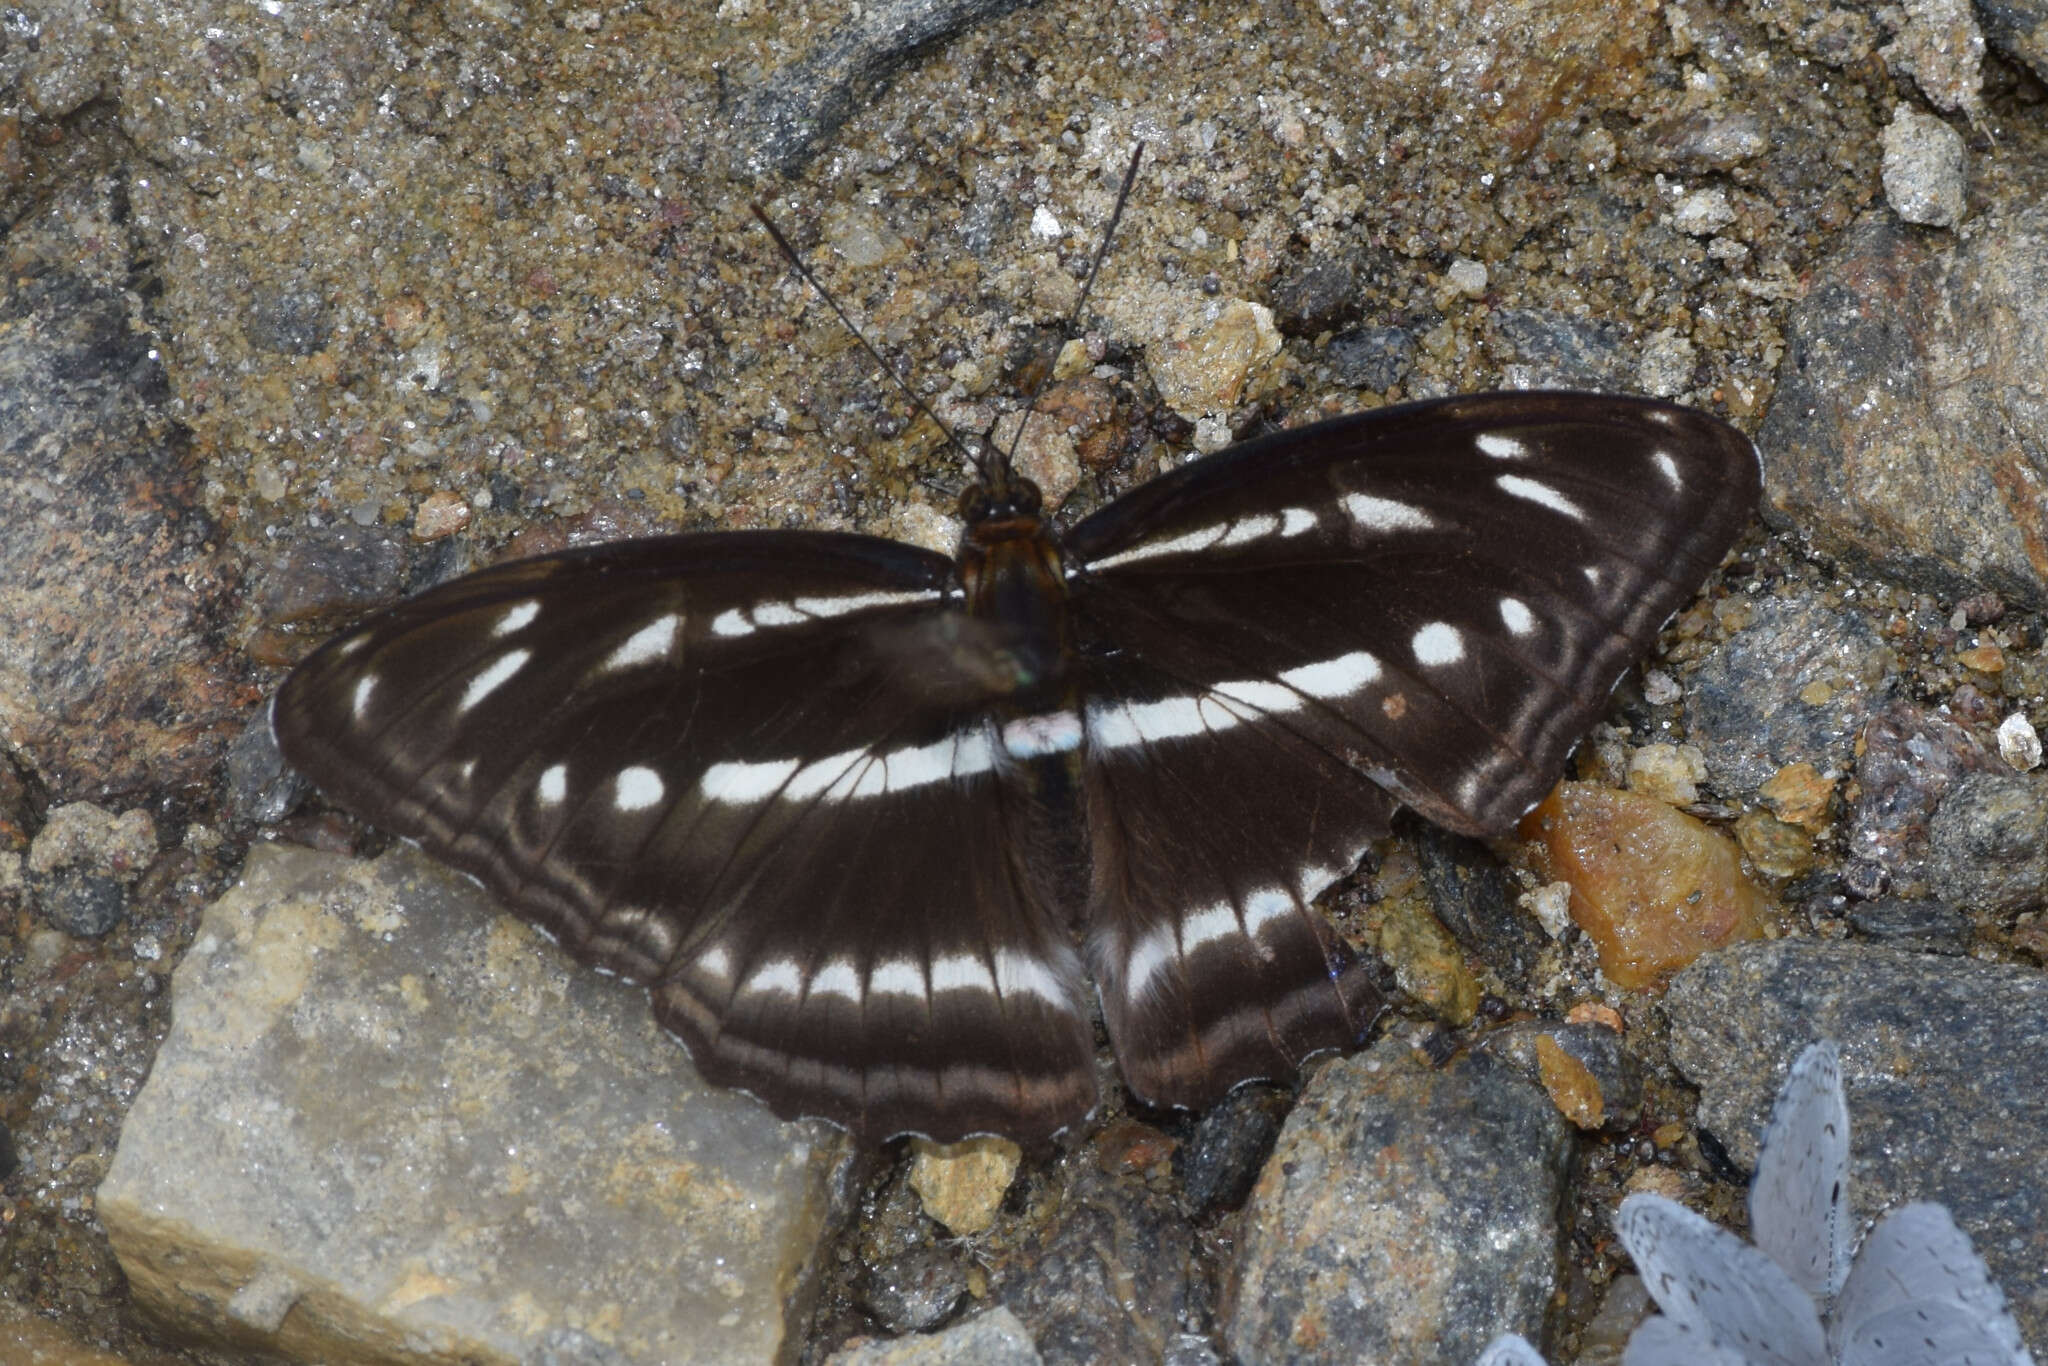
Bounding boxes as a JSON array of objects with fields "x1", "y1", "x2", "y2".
[{"x1": 957, "y1": 473, "x2": 1071, "y2": 705}]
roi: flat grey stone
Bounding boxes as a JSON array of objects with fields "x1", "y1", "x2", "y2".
[
  {"x1": 1223, "y1": 1038, "x2": 1572, "y2": 1366},
  {"x1": 98, "y1": 843, "x2": 853, "y2": 1365}
]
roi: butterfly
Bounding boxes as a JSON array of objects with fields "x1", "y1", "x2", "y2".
[{"x1": 271, "y1": 373, "x2": 1760, "y2": 1142}]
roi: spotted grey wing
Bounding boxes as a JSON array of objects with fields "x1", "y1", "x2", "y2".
[
  {"x1": 1064, "y1": 391, "x2": 1759, "y2": 1110},
  {"x1": 272, "y1": 532, "x2": 1098, "y2": 1142}
]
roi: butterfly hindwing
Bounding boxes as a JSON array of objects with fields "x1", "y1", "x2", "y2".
[
  {"x1": 1066, "y1": 392, "x2": 1762, "y2": 836},
  {"x1": 273, "y1": 532, "x2": 1098, "y2": 1141}
]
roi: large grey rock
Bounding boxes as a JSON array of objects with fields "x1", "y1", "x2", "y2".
[
  {"x1": 1223, "y1": 1038, "x2": 1573, "y2": 1366},
  {"x1": 98, "y1": 843, "x2": 853, "y2": 1365},
  {"x1": 1757, "y1": 176, "x2": 2048, "y2": 611},
  {"x1": 1665, "y1": 939, "x2": 2048, "y2": 1344}
]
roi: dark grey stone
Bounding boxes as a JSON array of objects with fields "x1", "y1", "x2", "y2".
[
  {"x1": 992, "y1": 1165, "x2": 1203, "y2": 1366},
  {"x1": 1976, "y1": 0, "x2": 2048, "y2": 81},
  {"x1": 1325, "y1": 324, "x2": 1416, "y2": 391},
  {"x1": 1414, "y1": 824, "x2": 1547, "y2": 990},
  {"x1": 1268, "y1": 256, "x2": 1359, "y2": 336},
  {"x1": 1688, "y1": 594, "x2": 1894, "y2": 796},
  {"x1": 1492, "y1": 308, "x2": 1629, "y2": 389},
  {"x1": 1843, "y1": 700, "x2": 2003, "y2": 898},
  {"x1": 864, "y1": 1245, "x2": 972, "y2": 1335},
  {"x1": 734, "y1": 0, "x2": 1046, "y2": 175},
  {"x1": 1483, "y1": 1021, "x2": 1645, "y2": 1132},
  {"x1": 1845, "y1": 896, "x2": 1972, "y2": 954},
  {"x1": 1928, "y1": 772, "x2": 2048, "y2": 915},
  {"x1": 255, "y1": 523, "x2": 408, "y2": 629},
  {"x1": 1224, "y1": 1039, "x2": 1572, "y2": 1366},
  {"x1": 1665, "y1": 939, "x2": 2048, "y2": 1346},
  {"x1": 33, "y1": 870, "x2": 126, "y2": 937},
  {"x1": 224, "y1": 714, "x2": 309, "y2": 826},
  {"x1": 1175, "y1": 1082, "x2": 1290, "y2": 1218}
]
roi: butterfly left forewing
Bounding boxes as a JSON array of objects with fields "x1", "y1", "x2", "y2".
[{"x1": 274, "y1": 532, "x2": 1099, "y2": 1141}]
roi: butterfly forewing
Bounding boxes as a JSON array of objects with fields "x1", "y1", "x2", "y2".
[
  {"x1": 1066, "y1": 393, "x2": 1761, "y2": 835},
  {"x1": 273, "y1": 531, "x2": 1098, "y2": 1141}
]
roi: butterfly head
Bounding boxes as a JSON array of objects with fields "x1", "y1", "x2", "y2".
[{"x1": 958, "y1": 471, "x2": 1044, "y2": 535}]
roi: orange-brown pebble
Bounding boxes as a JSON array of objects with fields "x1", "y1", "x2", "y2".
[
  {"x1": 1758, "y1": 762, "x2": 1836, "y2": 829},
  {"x1": 1536, "y1": 1033, "x2": 1607, "y2": 1129},
  {"x1": 1564, "y1": 1002, "x2": 1624, "y2": 1031},
  {"x1": 1095, "y1": 1119, "x2": 1178, "y2": 1178},
  {"x1": 1958, "y1": 643, "x2": 2006, "y2": 673},
  {"x1": 1518, "y1": 782, "x2": 1771, "y2": 990},
  {"x1": 1651, "y1": 1121, "x2": 1690, "y2": 1149},
  {"x1": 1735, "y1": 809, "x2": 1815, "y2": 879},
  {"x1": 413, "y1": 490, "x2": 472, "y2": 541}
]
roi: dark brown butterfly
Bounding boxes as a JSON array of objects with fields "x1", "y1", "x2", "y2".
[{"x1": 272, "y1": 382, "x2": 1758, "y2": 1142}]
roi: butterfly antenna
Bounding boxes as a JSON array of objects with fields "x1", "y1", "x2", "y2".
[
  {"x1": 750, "y1": 204, "x2": 991, "y2": 481},
  {"x1": 1001, "y1": 142, "x2": 1146, "y2": 471}
]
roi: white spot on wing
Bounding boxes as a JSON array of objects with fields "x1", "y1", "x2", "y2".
[
  {"x1": 1180, "y1": 903, "x2": 1241, "y2": 953},
  {"x1": 711, "y1": 608, "x2": 752, "y2": 637},
  {"x1": 1343, "y1": 492, "x2": 1436, "y2": 532},
  {"x1": 1089, "y1": 522, "x2": 1230, "y2": 570},
  {"x1": 1219, "y1": 514, "x2": 1280, "y2": 546},
  {"x1": 1210, "y1": 678, "x2": 1298, "y2": 712},
  {"x1": 1412, "y1": 621, "x2": 1465, "y2": 666},
  {"x1": 536, "y1": 763, "x2": 568, "y2": 806},
  {"x1": 1087, "y1": 695, "x2": 1209, "y2": 750},
  {"x1": 1242, "y1": 886, "x2": 1295, "y2": 937},
  {"x1": 931, "y1": 953, "x2": 997, "y2": 995},
  {"x1": 1477, "y1": 433, "x2": 1528, "y2": 459},
  {"x1": 742, "y1": 958, "x2": 802, "y2": 997},
  {"x1": 351, "y1": 674, "x2": 378, "y2": 721},
  {"x1": 788, "y1": 589, "x2": 939, "y2": 618},
  {"x1": 495, "y1": 600, "x2": 541, "y2": 635},
  {"x1": 751, "y1": 602, "x2": 806, "y2": 628},
  {"x1": 869, "y1": 958, "x2": 927, "y2": 998},
  {"x1": 1122, "y1": 926, "x2": 1177, "y2": 1001},
  {"x1": 808, "y1": 959, "x2": 861, "y2": 1003},
  {"x1": 458, "y1": 649, "x2": 531, "y2": 714},
  {"x1": 601, "y1": 613, "x2": 681, "y2": 671},
  {"x1": 701, "y1": 756, "x2": 800, "y2": 804},
  {"x1": 614, "y1": 765, "x2": 665, "y2": 811},
  {"x1": 1002, "y1": 711, "x2": 1085, "y2": 759},
  {"x1": 994, "y1": 949, "x2": 1070, "y2": 1007},
  {"x1": 1497, "y1": 473, "x2": 1586, "y2": 521},
  {"x1": 1279, "y1": 507, "x2": 1317, "y2": 537},
  {"x1": 1652, "y1": 450, "x2": 1683, "y2": 489},
  {"x1": 1499, "y1": 597, "x2": 1536, "y2": 635},
  {"x1": 697, "y1": 944, "x2": 733, "y2": 980},
  {"x1": 1279, "y1": 650, "x2": 1381, "y2": 698}
]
